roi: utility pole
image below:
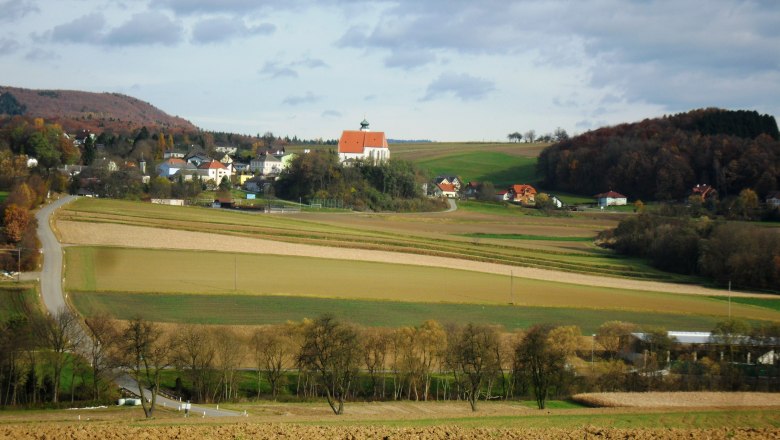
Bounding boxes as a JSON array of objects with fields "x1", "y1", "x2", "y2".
[
  {"x1": 509, "y1": 270, "x2": 514, "y2": 305},
  {"x1": 728, "y1": 280, "x2": 731, "y2": 319}
]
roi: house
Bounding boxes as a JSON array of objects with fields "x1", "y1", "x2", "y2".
[
  {"x1": 496, "y1": 190, "x2": 510, "y2": 201},
  {"x1": 464, "y1": 181, "x2": 481, "y2": 199},
  {"x1": 692, "y1": 184, "x2": 718, "y2": 201},
  {"x1": 434, "y1": 175, "x2": 462, "y2": 192},
  {"x1": 435, "y1": 182, "x2": 458, "y2": 198},
  {"x1": 163, "y1": 150, "x2": 185, "y2": 159},
  {"x1": 594, "y1": 190, "x2": 627, "y2": 207},
  {"x1": 337, "y1": 119, "x2": 390, "y2": 164},
  {"x1": 508, "y1": 184, "x2": 537, "y2": 205},
  {"x1": 186, "y1": 152, "x2": 211, "y2": 167},
  {"x1": 233, "y1": 162, "x2": 250, "y2": 174},
  {"x1": 157, "y1": 158, "x2": 195, "y2": 177},
  {"x1": 214, "y1": 145, "x2": 238, "y2": 155},
  {"x1": 197, "y1": 160, "x2": 231, "y2": 184},
  {"x1": 219, "y1": 153, "x2": 233, "y2": 165},
  {"x1": 250, "y1": 154, "x2": 283, "y2": 176},
  {"x1": 767, "y1": 191, "x2": 780, "y2": 208}
]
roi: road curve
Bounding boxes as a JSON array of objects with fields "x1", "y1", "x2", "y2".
[
  {"x1": 35, "y1": 195, "x2": 77, "y2": 315},
  {"x1": 36, "y1": 195, "x2": 240, "y2": 417}
]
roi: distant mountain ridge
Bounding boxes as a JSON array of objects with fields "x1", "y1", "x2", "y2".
[{"x1": 0, "y1": 86, "x2": 198, "y2": 133}]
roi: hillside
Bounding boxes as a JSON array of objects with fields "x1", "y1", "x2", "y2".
[
  {"x1": 0, "y1": 86, "x2": 197, "y2": 133},
  {"x1": 537, "y1": 108, "x2": 780, "y2": 200}
]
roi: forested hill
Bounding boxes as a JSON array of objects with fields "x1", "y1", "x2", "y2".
[
  {"x1": 537, "y1": 108, "x2": 780, "y2": 201},
  {"x1": 0, "y1": 86, "x2": 197, "y2": 134}
]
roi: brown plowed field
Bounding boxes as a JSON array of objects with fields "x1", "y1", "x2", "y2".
[
  {"x1": 56, "y1": 221, "x2": 773, "y2": 299},
  {"x1": 1, "y1": 423, "x2": 777, "y2": 440}
]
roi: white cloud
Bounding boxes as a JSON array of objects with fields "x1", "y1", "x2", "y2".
[{"x1": 422, "y1": 72, "x2": 495, "y2": 102}]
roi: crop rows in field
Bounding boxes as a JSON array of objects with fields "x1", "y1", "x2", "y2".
[{"x1": 57, "y1": 198, "x2": 680, "y2": 282}]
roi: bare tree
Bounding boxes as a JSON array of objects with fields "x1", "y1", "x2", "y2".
[
  {"x1": 523, "y1": 130, "x2": 536, "y2": 143},
  {"x1": 214, "y1": 328, "x2": 246, "y2": 402},
  {"x1": 450, "y1": 323, "x2": 501, "y2": 411},
  {"x1": 252, "y1": 325, "x2": 295, "y2": 399},
  {"x1": 84, "y1": 314, "x2": 119, "y2": 401},
  {"x1": 361, "y1": 327, "x2": 390, "y2": 400},
  {"x1": 298, "y1": 315, "x2": 361, "y2": 415},
  {"x1": 35, "y1": 306, "x2": 83, "y2": 403},
  {"x1": 173, "y1": 324, "x2": 216, "y2": 403},
  {"x1": 119, "y1": 317, "x2": 176, "y2": 418}
]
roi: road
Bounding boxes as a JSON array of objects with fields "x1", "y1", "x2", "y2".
[{"x1": 35, "y1": 195, "x2": 240, "y2": 417}]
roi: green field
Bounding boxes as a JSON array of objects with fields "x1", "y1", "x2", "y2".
[
  {"x1": 0, "y1": 285, "x2": 40, "y2": 321},
  {"x1": 70, "y1": 291, "x2": 760, "y2": 333},
  {"x1": 710, "y1": 296, "x2": 780, "y2": 312},
  {"x1": 414, "y1": 151, "x2": 538, "y2": 187},
  {"x1": 461, "y1": 233, "x2": 593, "y2": 242},
  {"x1": 0, "y1": 191, "x2": 8, "y2": 203},
  {"x1": 63, "y1": 246, "x2": 780, "y2": 324}
]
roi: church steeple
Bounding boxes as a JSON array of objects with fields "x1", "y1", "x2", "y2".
[{"x1": 360, "y1": 118, "x2": 370, "y2": 131}]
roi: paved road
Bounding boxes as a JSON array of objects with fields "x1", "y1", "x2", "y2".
[
  {"x1": 35, "y1": 195, "x2": 76, "y2": 315},
  {"x1": 35, "y1": 196, "x2": 240, "y2": 418}
]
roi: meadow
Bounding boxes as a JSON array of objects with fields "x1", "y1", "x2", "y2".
[
  {"x1": 64, "y1": 246, "x2": 780, "y2": 326},
  {"x1": 0, "y1": 285, "x2": 39, "y2": 321}
]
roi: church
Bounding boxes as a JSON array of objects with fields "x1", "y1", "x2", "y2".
[{"x1": 337, "y1": 119, "x2": 390, "y2": 165}]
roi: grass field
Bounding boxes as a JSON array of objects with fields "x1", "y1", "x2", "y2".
[
  {"x1": 0, "y1": 191, "x2": 8, "y2": 203},
  {"x1": 63, "y1": 246, "x2": 780, "y2": 324},
  {"x1": 710, "y1": 296, "x2": 780, "y2": 312},
  {"x1": 414, "y1": 151, "x2": 538, "y2": 187},
  {"x1": 70, "y1": 291, "x2": 764, "y2": 332},
  {"x1": 0, "y1": 285, "x2": 40, "y2": 321},
  {"x1": 57, "y1": 198, "x2": 686, "y2": 282}
]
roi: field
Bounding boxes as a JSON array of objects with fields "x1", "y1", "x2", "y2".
[
  {"x1": 0, "y1": 400, "x2": 778, "y2": 439},
  {"x1": 63, "y1": 246, "x2": 780, "y2": 327},
  {"x1": 0, "y1": 285, "x2": 39, "y2": 321},
  {"x1": 414, "y1": 151, "x2": 538, "y2": 188}
]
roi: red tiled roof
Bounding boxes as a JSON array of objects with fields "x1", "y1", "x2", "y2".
[
  {"x1": 199, "y1": 160, "x2": 226, "y2": 170},
  {"x1": 338, "y1": 130, "x2": 388, "y2": 154},
  {"x1": 437, "y1": 183, "x2": 456, "y2": 192},
  {"x1": 165, "y1": 158, "x2": 186, "y2": 165},
  {"x1": 511, "y1": 184, "x2": 537, "y2": 195},
  {"x1": 594, "y1": 191, "x2": 626, "y2": 198}
]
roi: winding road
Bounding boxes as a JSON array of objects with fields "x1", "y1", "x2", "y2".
[{"x1": 35, "y1": 195, "x2": 239, "y2": 417}]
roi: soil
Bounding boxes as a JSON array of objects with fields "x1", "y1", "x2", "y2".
[{"x1": 57, "y1": 220, "x2": 774, "y2": 299}]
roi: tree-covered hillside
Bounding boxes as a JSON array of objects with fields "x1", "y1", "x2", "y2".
[{"x1": 537, "y1": 109, "x2": 780, "y2": 201}]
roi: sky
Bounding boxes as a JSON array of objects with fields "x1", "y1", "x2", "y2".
[{"x1": 1, "y1": 0, "x2": 779, "y2": 142}]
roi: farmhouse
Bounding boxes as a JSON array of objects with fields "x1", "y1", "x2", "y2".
[
  {"x1": 338, "y1": 119, "x2": 390, "y2": 164},
  {"x1": 434, "y1": 175, "x2": 462, "y2": 192},
  {"x1": 767, "y1": 191, "x2": 780, "y2": 208},
  {"x1": 197, "y1": 160, "x2": 231, "y2": 184},
  {"x1": 595, "y1": 190, "x2": 627, "y2": 207},
  {"x1": 434, "y1": 182, "x2": 458, "y2": 198},
  {"x1": 508, "y1": 184, "x2": 537, "y2": 205}
]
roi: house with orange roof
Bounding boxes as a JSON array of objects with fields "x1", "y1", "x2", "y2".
[
  {"x1": 508, "y1": 184, "x2": 537, "y2": 205},
  {"x1": 434, "y1": 182, "x2": 458, "y2": 198},
  {"x1": 594, "y1": 190, "x2": 627, "y2": 207},
  {"x1": 197, "y1": 159, "x2": 231, "y2": 184},
  {"x1": 338, "y1": 119, "x2": 390, "y2": 164}
]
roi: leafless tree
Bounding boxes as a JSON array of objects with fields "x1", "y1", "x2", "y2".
[
  {"x1": 173, "y1": 324, "x2": 217, "y2": 403},
  {"x1": 361, "y1": 327, "x2": 390, "y2": 400},
  {"x1": 35, "y1": 306, "x2": 83, "y2": 403},
  {"x1": 83, "y1": 314, "x2": 120, "y2": 400},
  {"x1": 119, "y1": 317, "x2": 176, "y2": 418},
  {"x1": 214, "y1": 328, "x2": 246, "y2": 402},
  {"x1": 252, "y1": 324, "x2": 295, "y2": 399}
]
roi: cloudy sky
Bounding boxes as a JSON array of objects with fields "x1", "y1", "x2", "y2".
[{"x1": 1, "y1": 0, "x2": 778, "y2": 141}]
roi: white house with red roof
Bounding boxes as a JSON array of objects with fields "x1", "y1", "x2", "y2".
[
  {"x1": 197, "y1": 159, "x2": 231, "y2": 184},
  {"x1": 595, "y1": 190, "x2": 627, "y2": 207},
  {"x1": 338, "y1": 119, "x2": 390, "y2": 164},
  {"x1": 508, "y1": 184, "x2": 537, "y2": 205}
]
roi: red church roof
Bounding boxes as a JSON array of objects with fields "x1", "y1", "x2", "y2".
[{"x1": 338, "y1": 130, "x2": 388, "y2": 154}]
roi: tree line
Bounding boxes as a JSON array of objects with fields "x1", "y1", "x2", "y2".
[
  {"x1": 599, "y1": 206, "x2": 780, "y2": 290},
  {"x1": 537, "y1": 108, "x2": 780, "y2": 201},
  {"x1": 5, "y1": 308, "x2": 775, "y2": 416},
  {"x1": 275, "y1": 150, "x2": 447, "y2": 212}
]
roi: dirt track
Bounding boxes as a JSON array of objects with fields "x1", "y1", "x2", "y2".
[{"x1": 57, "y1": 220, "x2": 772, "y2": 298}]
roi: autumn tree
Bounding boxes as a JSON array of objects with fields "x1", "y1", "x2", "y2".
[
  {"x1": 173, "y1": 324, "x2": 217, "y2": 403},
  {"x1": 298, "y1": 315, "x2": 361, "y2": 415},
  {"x1": 361, "y1": 327, "x2": 390, "y2": 399},
  {"x1": 596, "y1": 321, "x2": 637, "y2": 359},
  {"x1": 2, "y1": 204, "x2": 30, "y2": 243},
  {"x1": 514, "y1": 324, "x2": 569, "y2": 409},
  {"x1": 252, "y1": 325, "x2": 296, "y2": 399},
  {"x1": 119, "y1": 317, "x2": 176, "y2": 418},
  {"x1": 449, "y1": 323, "x2": 501, "y2": 411},
  {"x1": 214, "y1": 328, "x2": 246, "y2": 402}
]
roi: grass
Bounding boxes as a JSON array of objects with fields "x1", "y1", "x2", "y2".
[
  {"x1": 0, "y1": 285, "x2": 40, "y2": 321},
  {"x1": 336, "y1": 408, "x2": 780, "y2": 430},
  {"x1": 460, "y1": 233, "x2": 593, "y2": 242},
  {"x1": 70, "y1": 292, "x2": 775, "y2": 333},
  {"x1": 62, "y1": 246, "x2": 780, "y2": 322},
  {"x1": 710, "y1": 296, "x2": 780, "y2": 312},
  {"x1": 0, "y1": 191, "x2": 8, "y2": 203},
  {"x1": 414, "y1": 151, "x2": 538, "y2": 188}
]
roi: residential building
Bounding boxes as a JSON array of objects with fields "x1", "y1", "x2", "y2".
[
  {"x1": 595, "y1": 190, "x2": 627, "y2": 207},
  {"x1": 508, "y1": 184, "x2": 537, "y2": 204}
]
